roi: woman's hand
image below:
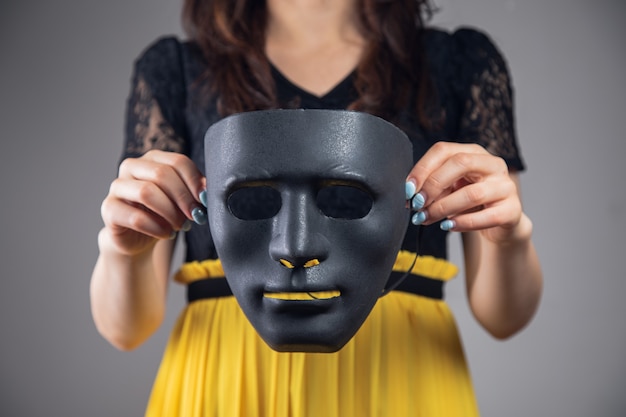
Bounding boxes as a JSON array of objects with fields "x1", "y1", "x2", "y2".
[
  {"x1": 100, "y1": 150, "x2": 207, "y2": 256},
  {"x1": 405, "y1": 142, "x2": 542, "y2": 338},
  {"x1": 405, "y1": 142, "x2": 527, "y2": 244}
]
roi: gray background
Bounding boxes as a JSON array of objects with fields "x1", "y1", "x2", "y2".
[{"x1": 1, "y1": 0, "x2": 624, "y2": 415}]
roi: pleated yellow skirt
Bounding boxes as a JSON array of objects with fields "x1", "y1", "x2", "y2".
[{"x1": 145, "y1": 253, "x2": 480, "y2": 417}]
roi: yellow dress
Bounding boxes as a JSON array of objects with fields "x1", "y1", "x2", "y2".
[
  {"x1": 145, "y1": 252, "x2": 479, "y2": 416},
  {"x1": 126, "y1": 28, "x2": 527, "y2": 417}
]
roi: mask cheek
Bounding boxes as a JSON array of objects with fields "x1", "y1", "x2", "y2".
[
  {"x1": 353, "y1": 212, "x2": 406, "y2": 255},
  {"x1": 212, "y1": 216, "x2": 270, "y2": 272}
]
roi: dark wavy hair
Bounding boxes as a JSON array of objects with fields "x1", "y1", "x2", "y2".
[{"x1": 182, "y1": 0, "x2": 439, "y2": 128}]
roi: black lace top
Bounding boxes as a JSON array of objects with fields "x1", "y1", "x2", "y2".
[{"x1": 121, "y1": 27, "x2": 525, "y2": 264}]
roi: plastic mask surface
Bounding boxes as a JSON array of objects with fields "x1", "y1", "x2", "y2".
[{"x1": 204, "y1": 109, "x2": 412, "y2": 352}]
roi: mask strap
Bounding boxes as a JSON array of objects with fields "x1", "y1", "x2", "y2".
[{"x1": 380, "y1": 224, "x2": 423, "y2": 297}]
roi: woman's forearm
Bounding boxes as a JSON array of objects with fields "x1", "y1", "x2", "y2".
[
  {"x1": 90, "y1": 228, "x2": 172, "y2": 350},
  {"x1": 463, "y1": 213, "x2": 543, "y2": 339}
]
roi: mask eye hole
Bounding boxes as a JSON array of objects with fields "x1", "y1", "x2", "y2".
[
  {"x1": 227, "y1": 186, "x2": 282, "y2": 220},
  {"x1": 316, "y1": 184, "x2": 373, "y2": 219}
]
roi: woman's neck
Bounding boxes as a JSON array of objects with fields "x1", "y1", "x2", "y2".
[
  {"x1": 266, "y1": 0, "x2": 361, "y2": 47},
  {"x1": 265, "y1": 0, "x2": 365, "y2": 97}
]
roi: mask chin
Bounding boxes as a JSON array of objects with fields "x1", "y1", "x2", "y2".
[{"x1": 204, "y1": 109, "x2": 413, "y2": 352}]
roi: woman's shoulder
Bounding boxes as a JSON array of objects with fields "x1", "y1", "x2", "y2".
[
  {"x1": 134, "y1": 36, "x2": 182, "y2": 67},
  {"x1": 423, "y1": 26, "x2": 502, "y2": 53},
  {"x1": 422, "y1": 26, "x2": 512, "y2": 95},
  {"x1": 135, "y1": 36, "x2": 203, "y2": 70},
  {"x1": 130, "y1": 36, "x2": 208, "y2": 107}
]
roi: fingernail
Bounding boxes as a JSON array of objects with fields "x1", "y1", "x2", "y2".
[
  {"x1": 440, "y1": 219, "x2": 455, "y2": 231},
  {"x1": 191, "y1": 207, "x2": 207, "y2": 225},
  {"x1": 181, "y1": 219, "x2": 192, "y2": 232},
  {"x1": 412, "y1": 211, "x2": 427, "y2": 225},
  {"x1": 405, "y1": 181, "x2": 416, "y2": 200},
  {"x1": 411, "y1": 192, "x2": 426, "y2": 210},
  {"x1": 199, "y1": 190, "x2": 208, "y2": 207},
  {"x1": 168, "y1": 231, "x2": 177, "y2": 240}
]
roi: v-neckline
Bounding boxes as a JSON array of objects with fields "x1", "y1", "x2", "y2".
[{"x1": 270, "y1": 62, "x2": 356, "y2": 106}]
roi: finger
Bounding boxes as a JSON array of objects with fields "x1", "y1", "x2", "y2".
[
  {"x1": 109, "y1": 177, "x2": 188, "y2": 230},
  {"x1": 419, "y1": 179, "x2": 514, "y2": 224},
  {"x1": 141, "y1": 150, "x2": 206, "y2": 201},
  {"x1": 101, "y1": 196, "x2": 174, "y2": 240},
  {"x1": 417, "y1": 151, "x2": 507, "y2": 208},
  {"x1": 440, "y1": 200, "x2": 521, "y2": 233},
  {"x1": 406, "y1": 142, "x2": 487, "y2": 196},
  {"x1": 119, "y1": 155, "x2": 204, "y2": 220}
]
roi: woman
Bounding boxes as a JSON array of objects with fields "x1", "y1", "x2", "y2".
[{"x1": 90, "y1": 0, "x2": 543, "y2": 415}]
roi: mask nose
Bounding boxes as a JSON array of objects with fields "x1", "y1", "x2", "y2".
[{"x1": 269, "y1": 191, "x2": 329, "y2": 269}]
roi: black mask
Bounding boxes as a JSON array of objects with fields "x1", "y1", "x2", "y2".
[{"x1": 204, "y1": 110, "x2": 412, "y2": 352}]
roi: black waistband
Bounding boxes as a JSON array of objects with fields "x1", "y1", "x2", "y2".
[{"x1": 187, "y1": 271, "x2": 444, "y2": 303}]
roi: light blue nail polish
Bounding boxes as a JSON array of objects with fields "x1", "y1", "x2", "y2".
[
  {"x1": 405, "y1": 181, "x2": 416, "y2": 200},
  {"x1": 192, "y1": 207, "x2": 207, "y2": 225},
  {"x1": 199, "y1": 190, "x2": 208, "y2": 208},
  {"x1": 168, "y1": 231, "x2": 177, "y2": 240},
  {"x1": 182, "y1": 220, "x2": 192, "y2": 232},
  {"x1": 411, "y1": 192, "x2": 426, "y2": 210},
  {"x1": 440, "y1": 219, "x2": 455, "y2": 231},
  {"x1": 412, "y1": 211, "x2": 427, "y2": 225}
]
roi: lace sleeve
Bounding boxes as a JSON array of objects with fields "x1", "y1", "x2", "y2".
[
  {"x1": 122, "y1": 37, "x2": 188, "y2": 160},
  {"x1": 454, "y1": 29, "x2": 525, "y2": 171},
  {"x1": 124, "y1": 74, "x2": 185, "y2": 156}
]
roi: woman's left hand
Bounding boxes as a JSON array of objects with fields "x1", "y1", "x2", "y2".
[{"x1": 405, "y1": 141, "x2": 524, "y2": 244}]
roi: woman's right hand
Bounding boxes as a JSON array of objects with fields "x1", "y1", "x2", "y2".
[{"x1": 100, "y1": 150, "x2": 207, "y2": 256}]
